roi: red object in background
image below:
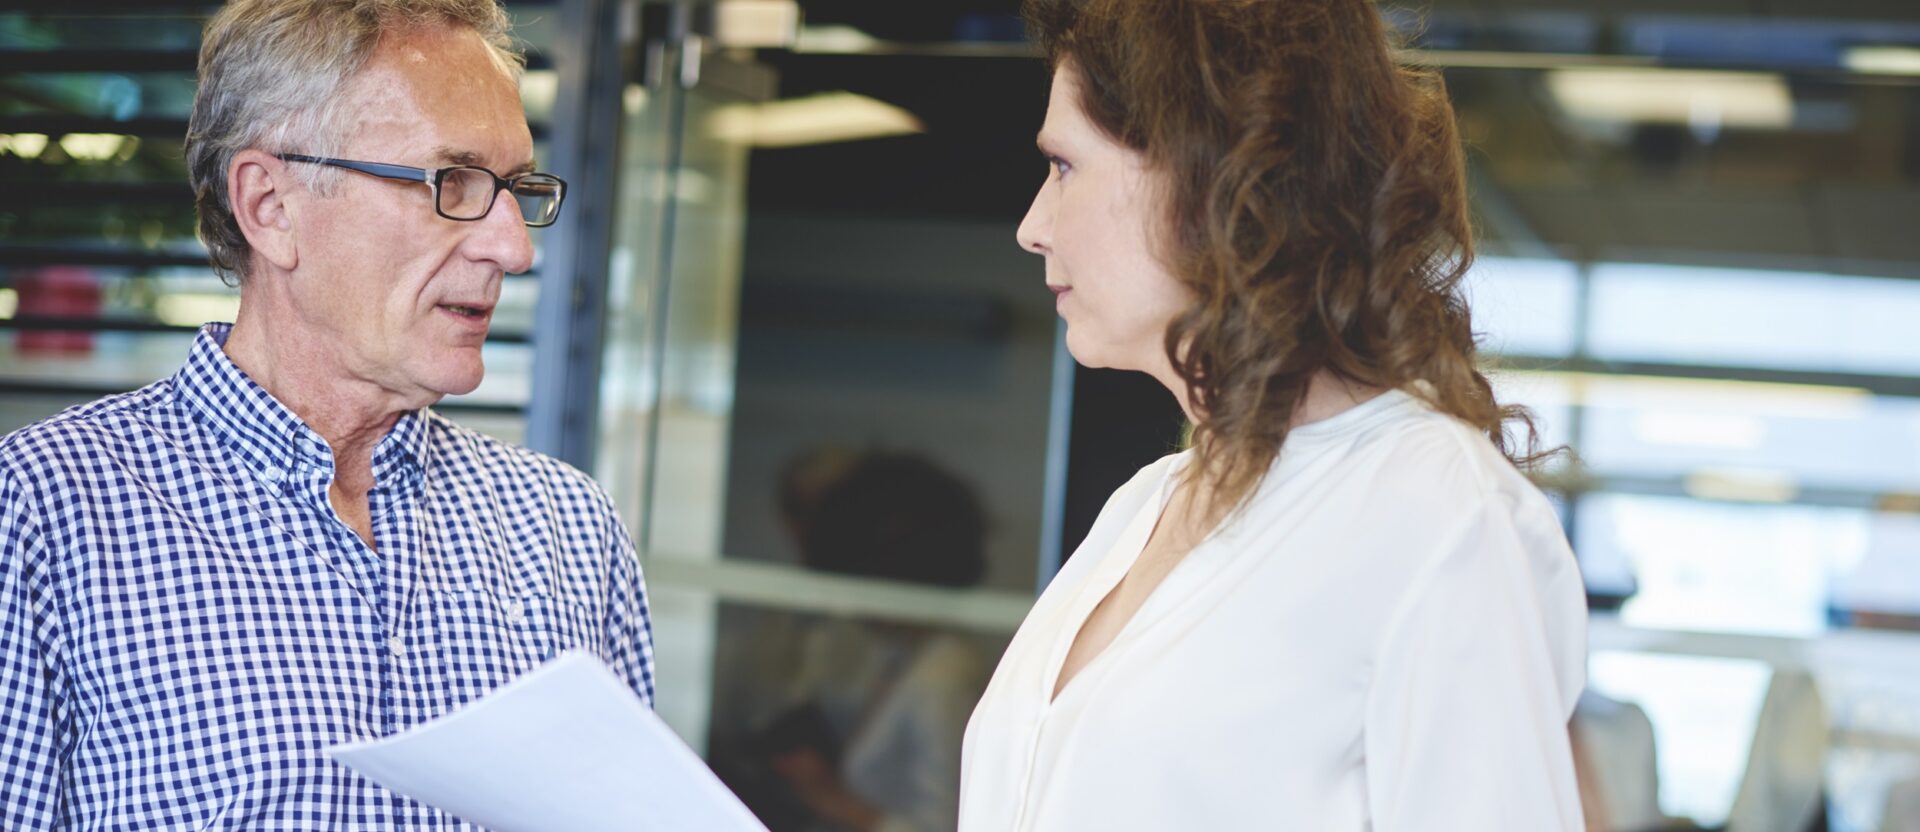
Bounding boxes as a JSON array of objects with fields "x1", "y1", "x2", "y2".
[{"x1": 14, "y1": 265, "x2": 103, "y2": 355}]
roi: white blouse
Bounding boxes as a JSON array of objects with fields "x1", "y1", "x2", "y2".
[{"x1": 959, "y1": 390, "x2": 1588, "y2": 830}]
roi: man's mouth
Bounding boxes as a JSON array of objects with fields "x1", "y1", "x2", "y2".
[{"x1": 440, "y1": 304, "x2": 492, "y2": 319}]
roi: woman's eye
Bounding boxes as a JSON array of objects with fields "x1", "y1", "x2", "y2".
[{"x1": 1049, "y1": 156, "x2": 1071, "y2": 177}]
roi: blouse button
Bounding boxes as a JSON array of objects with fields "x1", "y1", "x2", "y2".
[{"x1": 505, "y1": 600, "x2": 527, "y2": 625}]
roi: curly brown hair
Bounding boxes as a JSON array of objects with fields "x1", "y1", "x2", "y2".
[{"x1": 1026, "y1": 0, "x2": 1545, "y2": 518}]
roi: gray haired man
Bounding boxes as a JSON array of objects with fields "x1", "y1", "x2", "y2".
[{"x1": 0, "y1": 1, "x2": 654, "y2": 826}]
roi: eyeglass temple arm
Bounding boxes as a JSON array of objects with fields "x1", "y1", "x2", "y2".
[{"x1": 278, "y1": 154, "x2": 431, "y2": 184}]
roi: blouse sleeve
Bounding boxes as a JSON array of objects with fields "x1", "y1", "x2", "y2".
[{"x1": 1363, "y1": 492, "x2": 1588, "y2": 830}]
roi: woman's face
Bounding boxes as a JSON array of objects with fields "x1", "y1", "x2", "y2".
[{"x1": 1018, "y1": 65, "x2": 1192, "y2": 375}]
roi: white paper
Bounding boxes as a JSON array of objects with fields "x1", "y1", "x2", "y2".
[{"x1": 327, "y1": 651, "x2": 768, "y2": 832}]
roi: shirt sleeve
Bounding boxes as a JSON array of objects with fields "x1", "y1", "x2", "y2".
[
  {"x1": 0, "y1": 467, "x2": 65, "y2": 828},
  {"x1": 601, "y1": 509, "x2": 656, "y2": 708},
  {"x1": 1363, "y1": 492, "x2": 1588, "y2": 830}
]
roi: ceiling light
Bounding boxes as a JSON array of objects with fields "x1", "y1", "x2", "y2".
[
  {"x1": 795, "y1": 25, "x2": 880, "y2": 54},
  {"x1": 0, "y1": 133, "x2": 49, "y2": 159},
  {"x1": 1509, "y1": 370, "x2": 1871, "y2": 420},
  {"x1": 707, "y1": 92, "x2": 924, "y2": 148},
  {"x1": 1844, "y1": 45, "x2": 1920, "y2": 76},
  {"x1": 1683, "y1": 468, "x2": 1799, "y2": 504},
  {"x1": 1631, "y1": 411, "x2": 1767, "y2": 451},
  {"x1": 715, "y1": 0, "x2": 801, "y2": 49},
  {"x1": 58, "y1": 133, "x2": 133, "y2": 162},
  {"x1": 156, "y1": 293, "x2": 241, "y2": 328},
  {"x1": 1546, "y1": 68, "x2": 1793, "y2": 129},
  {"x1": 519, "y1": 70, "x2": 558, "y2": 117}
]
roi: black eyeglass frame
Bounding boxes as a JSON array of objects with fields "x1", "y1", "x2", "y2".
[{"x1": 276, "y1": 153, "x2": 568, "y2": 228}]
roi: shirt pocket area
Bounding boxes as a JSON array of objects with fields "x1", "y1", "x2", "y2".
[{"x1": 430, "y1": 590, "x2": 606, "y2": 703}]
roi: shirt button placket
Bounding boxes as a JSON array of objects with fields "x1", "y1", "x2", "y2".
[{"x1": 381, "y1": 629, "x2": 404, "y2": 734}]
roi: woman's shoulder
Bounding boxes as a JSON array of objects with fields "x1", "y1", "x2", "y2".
[
  {"x1": 1096, "y1": 449, "x2": 1189, "y2": 524},
  {"x1": 1330, "y1": 393, "x2": 1556, "y2": 520},
  {"x1": 1120, "y1": 449, "x2": 1189, "y2": 497}
]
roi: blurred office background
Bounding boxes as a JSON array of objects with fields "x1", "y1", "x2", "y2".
[{"x1": 4, "y1": 0, "x2": 1919, "y2": 828}]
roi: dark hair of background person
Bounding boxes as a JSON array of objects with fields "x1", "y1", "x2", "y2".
[
  {"x1": 780, "y1": 450, "x2": 988, "y2": 589},
  {"x1": 1024, "y1": 0, "x2": 1549, "y2": 521}
]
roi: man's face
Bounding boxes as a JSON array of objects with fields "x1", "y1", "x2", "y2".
[{"x1": 280, "y1": 24, "x2": 534, "y2": 403}]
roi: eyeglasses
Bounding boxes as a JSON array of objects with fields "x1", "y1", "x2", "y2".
[{"x1": 277, "y1": 154, "x2": 568, "y2": 227}]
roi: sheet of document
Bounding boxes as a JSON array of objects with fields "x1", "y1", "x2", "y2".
[{"x1": 328, "y1": 650, "x2": 768, "y2": 832}]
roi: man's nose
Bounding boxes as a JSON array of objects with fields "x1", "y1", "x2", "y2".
[{"x1": 468, "y1": 189, "x2": 536, "y2": 274}]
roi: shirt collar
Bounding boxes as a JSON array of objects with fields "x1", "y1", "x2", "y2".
[{"x1": 173, "y1": 323, "x2": 430, "y2": 491}]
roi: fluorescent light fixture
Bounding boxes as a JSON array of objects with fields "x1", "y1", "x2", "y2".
[
  {"x1": 0, "y1": 288, "x2": 16, "y2": 319},
  {"x1": 795, "y1": 25, "x2": 880, "y2": 54},
  {"x1": 156, "y1": 293, "x2": 241, "y2": 327},
  {"x1": 715, "y1": 0, "x2": 801, "y2": 49},
  {"x1": 0, "y1": 133, "x2": 49, "y2": 159},
  {"x1": 1844, "y1": 45, "x2": 1920, "y2": 76},
  {"x1": 707, "y1": 92, "x2": 924, "y2": 148},
  {"x1": 1507, "y1": 370, "x2": 1871, "y2": 419},
  {"x1": 1546, "y1": 68, "x2": 1793, "y2": 129},
  {"x1": 1683, "y1": 468, "x2": 1799, "y2": 504},
  {"x1": 58, "y1": 133, "x2": 136, "y2": 162},
  {"x1": 623, "y1": 84, "x2": 649, "y2": 117},
  {"x1": 1631, "y1": 411, "x2": 1766, "y2": 451},
  {"x1": 519, "y1": 70, "x2": 558, "y2": 118}
]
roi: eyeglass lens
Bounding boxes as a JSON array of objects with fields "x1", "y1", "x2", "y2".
[{"x1": 437, "y1": 168, "x2": 564, "y2": 226}]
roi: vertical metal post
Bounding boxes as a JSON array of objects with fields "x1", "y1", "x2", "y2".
[
  {"x1": 526, "y1": 0, "x2": 630, "y2": 469},
  {"x1": 1035, "y1": 317, "x2": 1077, "y2": 587}
]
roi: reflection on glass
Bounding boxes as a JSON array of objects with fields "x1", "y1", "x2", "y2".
[
  {"x1": 1589, "y1": 264, "x2": 1920, "y2": 376},
  {"x1": 1829, "y1": 508, "x2": 1920, "y2": 625},
  {"x1": 1462, "y1": 256, "x2": 1581, "y2": 358},
  {"x1": 1578, "y1": 376, "x2": 1920, "y2": 495},
  {"x1": 1588, "y1": 651, "x2": 1775, "y2": 827},
  {"x1": 1484, "y1": 369, "x2": 1576, "y2": 466},
  {"x1": 0, "y1": 13, "x2": 206, "y2": 50},
  {"x1": 705, "y1": 449, "x2": 999, "y2": 831},
  {"x1": 1576, "y1": 493, "x2": 1864, "y2": 637},
  {"x1": 0, "y1": 72, "x2": 199, "y2": 119},
  {"x1": 707, "y1": 605, "x2": 1000, "y2": 832}
]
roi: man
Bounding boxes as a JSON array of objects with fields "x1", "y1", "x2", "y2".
[{"x1": 0, "y1": 1, "x2": 654, "y2": 827}]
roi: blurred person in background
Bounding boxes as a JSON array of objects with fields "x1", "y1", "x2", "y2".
[
  {"x1": 726, "y1": 448, "x2": 992, "y2": 832},
  {"x1": 1574, "y1": 688, "x2": 1674, "y2": 831},
  {"x1": 0, "y1": 1, "x2": 652, "y2": 827},
  {"x1": 958, "y1": 0, "x2": 1589, "y2": 829}
]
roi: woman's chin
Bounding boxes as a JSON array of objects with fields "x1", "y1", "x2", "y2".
[{"x1": 1061, "y1": 330, "x2": 1109, "y2": 369}]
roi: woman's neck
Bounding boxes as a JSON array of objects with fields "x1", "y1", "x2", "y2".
[{"x1": 1148, "y1": 363, "x2": 1387, "y2": 432}]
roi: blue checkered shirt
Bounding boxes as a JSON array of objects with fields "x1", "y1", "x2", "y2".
[{"x1": 0, "y1": 323, "x2": 655, "y2": 829}]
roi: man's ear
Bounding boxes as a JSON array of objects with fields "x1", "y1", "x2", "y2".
[{"x1": 228, "y1": 149, "x2": 299, "y2": 273}]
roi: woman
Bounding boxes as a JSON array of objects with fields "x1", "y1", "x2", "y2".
[{"x1": 958, "y1": 0, "x2": 1589, "y2": 829}]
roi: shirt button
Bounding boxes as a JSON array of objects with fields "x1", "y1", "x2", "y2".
[
  {"x1": 389, "y1": 635, "x2": 407, "y2": 658},
  {"x1": 505, "y1": 600, "x2": 527, "y2": 625}
]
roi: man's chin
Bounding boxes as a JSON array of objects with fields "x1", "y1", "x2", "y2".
[{"x1": 418, "y1": 360, "x2": 486, "y2": 402}]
